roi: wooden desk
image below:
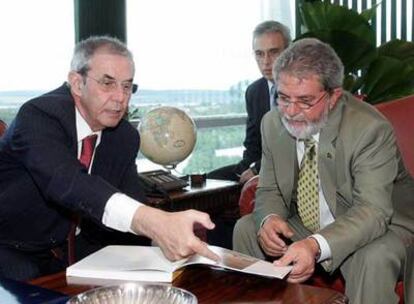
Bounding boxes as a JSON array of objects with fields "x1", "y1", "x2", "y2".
[
  {"x1": 146, "y1": 179, "x2": 242, "y2": 218},
  {"x1": 30, "y1": 266, "x2": 348, "y2": 304}
]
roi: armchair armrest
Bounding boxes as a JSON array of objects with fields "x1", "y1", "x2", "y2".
[{"x1": 238, "y1": 175, "x2": 259, "y2": 216}]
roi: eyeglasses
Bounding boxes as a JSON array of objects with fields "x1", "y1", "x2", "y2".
[
  {"x1": 277, "y1": 91, "x2": 329, "y2": 110},
  {"x1": 254, "y1": 49, "x2": 282, "y2": 62},
  {"x1": 85, "y1": 75, "x2": 138, "y2": 94}
]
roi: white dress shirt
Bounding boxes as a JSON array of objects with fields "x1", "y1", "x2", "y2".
[{"x1": 75, "y1": 109, "x2": 142, "y2": 234}]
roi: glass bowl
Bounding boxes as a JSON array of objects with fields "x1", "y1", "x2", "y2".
[{"x1": 67, "y1": 282, "x2": 197, "y2": 304}]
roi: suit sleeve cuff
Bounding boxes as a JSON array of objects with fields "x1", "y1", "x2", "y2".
[
  {"x1": 260, "y1": 213, "x2": 280, "y2": 228},
  {"x1": 309, "y1": 234, "x2": 332, "y2": 262},
  {"x1": 102, "y1": 193, "x2": 142, "y2": 233}
]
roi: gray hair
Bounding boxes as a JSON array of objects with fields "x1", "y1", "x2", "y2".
[
  {"x1": 273, "y1": 38, "x2": 344, "y2": 91},
  {"x1": 253, "y1": 20, "x2": 292, "y2": 48},
  {"x1": 70, "y1": 36, "x2": 134, "y2": 75}
]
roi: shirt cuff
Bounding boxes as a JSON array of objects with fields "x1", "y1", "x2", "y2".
[
  {"x1": 249, "y1": 162, "x2": 258, "y2": 175},
  {"x1": 102, "y1": 193, "x2": 142, "y2": 233},
  {"x1": 310, "y1": 233, "x2": 332, "y2": 262}
]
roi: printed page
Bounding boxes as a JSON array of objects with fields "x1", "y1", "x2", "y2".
[{"x1": 181, "y1": 246, "x2": 292, "y2": 279}]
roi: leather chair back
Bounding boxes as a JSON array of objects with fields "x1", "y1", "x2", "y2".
[{"x1": 376, "y1": 95, "x2": 414, "y2": 177}]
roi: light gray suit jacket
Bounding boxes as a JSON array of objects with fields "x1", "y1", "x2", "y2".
[{"x1": 254, "y1": 91, "x2": 414, "y2": 272}]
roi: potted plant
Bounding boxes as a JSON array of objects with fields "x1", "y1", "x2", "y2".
[{"x1": 296, "y1": 0, "x2": 414, "y2": 104}]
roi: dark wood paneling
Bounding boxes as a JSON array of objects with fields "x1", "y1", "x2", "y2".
[{"x1": 74, "y1": 0, "x2": 126, "y2": 43}]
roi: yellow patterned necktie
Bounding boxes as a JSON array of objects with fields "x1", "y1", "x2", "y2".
[{"x1": 297, "y1": 138, "x2": 320, "y2": 232}]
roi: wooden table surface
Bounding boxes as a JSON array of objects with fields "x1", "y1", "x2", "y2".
[{"x1": 30, "y1": 266, "x2": 348, "y2": 304}]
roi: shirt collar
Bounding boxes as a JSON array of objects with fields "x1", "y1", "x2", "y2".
[
  {"x1": 297, "y1": 133, "x2": 320, "y2": 145},
  {"x1": 75, "y1": 108, "x2": 102, "y2": 143}
]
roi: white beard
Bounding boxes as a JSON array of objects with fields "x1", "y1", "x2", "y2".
[{"x1": 280, "y1": 104, "x2": 329, "y2": 139}]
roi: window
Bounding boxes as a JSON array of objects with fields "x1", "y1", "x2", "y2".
[
  {"x1": 127, "y1": 0, "x2": 295, "y2": 173},
  {"x1": 0, "y1": 1, "x2": 74, "y2": 124}
]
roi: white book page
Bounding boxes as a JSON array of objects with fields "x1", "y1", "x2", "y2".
[
  {"x1": 67, "y1": 246, "x2": 175, "y2": 274},
  {"x1": 118, "y1": 246, "x2": 177, "y2": 272},
  {"x1": 67, "y1": 245, "x2": 291, "y2": 280}
]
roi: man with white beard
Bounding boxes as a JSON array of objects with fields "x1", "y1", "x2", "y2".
[{"x1": 233, "y1": 38, "x2": 414, "y2": 304}]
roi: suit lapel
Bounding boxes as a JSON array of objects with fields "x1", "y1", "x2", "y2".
[
  {"x1": 319, "y1": 98, "x2": 345, "y2": 214},
  {"x1": 64, "y1": 109, "x2": 77, "y2": 157},
  {"x1": 92, "y1": 124, "x2": 126, "y2": 184},
  {"x1": 259, "y1": 78, "x2": 271, "y2": 113},
  {"x1": 92, "y1": 126, "x2": 115, "y2": 178},
  {"x1": 273, "y1": 112, "x2": 297, "y2": 205},
  {"x1": 54, "y1": 85, "x2": 78, "y2": 156}
]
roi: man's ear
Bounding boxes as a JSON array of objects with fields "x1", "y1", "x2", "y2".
[
  {"x1": 330, "y1": 87, "x2": 343, "y2": 109},
  {"x1": 68, "y1": 71, "x2": 83, "y2": 96}
]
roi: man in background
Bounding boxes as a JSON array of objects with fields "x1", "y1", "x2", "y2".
[
  {"x1": 233, "y1": 38, "x2": 414, "y2": 304},
  {"x1": 206, "y1": 21, "x2": 291, "y2": 250},
  {"x1": 208, "y1": 20, "x2": 291, "y2": 184},
  {"x1": 0, "y1": 36, "x2": 218, "y2": 281}
]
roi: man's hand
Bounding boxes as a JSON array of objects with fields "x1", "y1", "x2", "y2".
[
  {"x1": 239, "y1": 168, "x2": 256, "y2": 184},
  {"x1": 258, "y1": 215, "x2": 294, "y2": 257},
  {"x1": 131, "y1": 206, "x2": 220, "y2": 262},
  {"x1": 274, "y1": 237, "x2": 320, "y2": 283}
]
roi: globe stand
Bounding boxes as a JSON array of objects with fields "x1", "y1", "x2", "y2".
[
  {"x1": 163, "y1": 164, "x2": 188, "y2": 182},
  {"x1": 163, "y1": 164, "x2": 177, "y2": 173}
]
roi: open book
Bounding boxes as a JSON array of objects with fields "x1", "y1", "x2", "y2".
[{"x1": 66, "y1": 245, "x2": 292, "y2": 285}]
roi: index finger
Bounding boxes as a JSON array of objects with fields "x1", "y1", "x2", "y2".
[
  {"x1": 260, "y1": 228, "x2": 288, "y2": 250},
  {"x1": 193, "y1": 240, "x2": 220, "y2": 262},
  {"x1": 274, "y1": 251, "x2": 295, "y2": 267}
]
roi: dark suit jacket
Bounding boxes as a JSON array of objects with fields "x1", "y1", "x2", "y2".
[
  {"x1": 0, "y1": 84, "x2": 147, "y2": 252},
  {"x1": 236, "y1": 77, "x2": 270, "y2": 174}
]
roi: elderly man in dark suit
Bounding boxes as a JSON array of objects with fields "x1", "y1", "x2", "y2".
[
  {"x1": 233, "y1": 38, "x2": 414, "y2": 304},
  {"x1": 0, "y1": 36, "x2": 218, "y2": 281},
  {"x1": 208, "y1": 20, "x2": 291, "y2": 184}
]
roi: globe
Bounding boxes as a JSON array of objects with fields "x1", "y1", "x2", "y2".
[{"x1": 138, "y1": 106, "x2": 197, "y2": 169}]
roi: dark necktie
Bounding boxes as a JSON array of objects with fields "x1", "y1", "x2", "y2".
[
  {"x1": 79, "y1": 134, "x2": 97, "y2": 170},
  {"x1": 270, "y1": 84, "x2": 276, "y2": 109},
  {"x1": 297, "y1": 138, "x2": 320, "y2": 232}
]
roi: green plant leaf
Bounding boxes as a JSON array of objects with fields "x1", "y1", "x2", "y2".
[
  {"x1": 297, "y1": 0, "x2": 414, "y2": 104},
  {"x1": 370, "y1": 85, "x2": 414, "y2": 104},
  {"x1": 360, "y1": 2, "x2": 380, "y2": 22},
  {"x1": 378, "y1": 39, "x2": 414, "y2": 63},
  {"x1": 296, "y1": 30, "x2": 377, "y2": 75},
  {"x1": 299, "y1": 1, "x2": 375, "y2": 45},
  {"x1": 360, "y1": 56, "x2": 414, "y2": 103},
  {"x1": 343, "y1": 74, "x2": 357, "y2": 91},
  {"x1": 352, "y1": 75, "x2": 365, "y2": 94},
  {"x1": 361, "y1": 57, "x2": 402, "y2": 95}
]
